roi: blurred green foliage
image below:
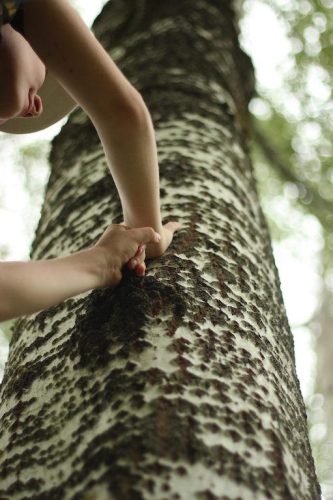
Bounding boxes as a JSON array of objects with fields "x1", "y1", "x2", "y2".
[
  {"x1": 244, "y1": 0, "x2": 332, "y2": 257},
  {"x1": 15, "y1": 140, "x2": 51, "y2": 202},
  {"x1": 0, "y1": 320, "x2": 14, "y2": 342}
]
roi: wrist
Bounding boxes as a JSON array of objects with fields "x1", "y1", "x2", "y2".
[
  {"x1": 88, "y1": 245, "x2": 121, "y2": 289},
  {"x1": 123, "y1": 212, "x2": 163, "y2": 236},
  {"x1": 75, "y1": 247, "x2": 107, "y2": 290}
]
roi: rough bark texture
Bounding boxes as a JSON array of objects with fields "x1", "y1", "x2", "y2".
[{"x1": 0, "y1": 1, "x2": 320, "y2": 498}]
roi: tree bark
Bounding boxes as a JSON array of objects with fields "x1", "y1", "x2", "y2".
[{"x1": 0, "y1": 1, "x2": 320, "y2": 498}]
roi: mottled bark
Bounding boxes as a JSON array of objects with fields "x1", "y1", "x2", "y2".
[{"x1": 0, "y1": 0, "x2": 320, "y2": 498}]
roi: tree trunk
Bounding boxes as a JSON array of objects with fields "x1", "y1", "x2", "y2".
[
  {"x1": 313, "y1": 278, "x2": 333, "y2": 494},
  {"x1": 0, "y1": 1, "x2": 320, "y2": 498}
]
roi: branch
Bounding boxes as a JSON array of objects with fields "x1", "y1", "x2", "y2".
[{"x1": 252, "y1": 121, "x2": 333, "y2": 229}]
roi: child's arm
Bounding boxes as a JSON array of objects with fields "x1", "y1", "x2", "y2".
[
  {"x1": 0, "y1": 225, "x2": 161, "y2": 322},
  {"x1": 23, "y1": 0, "x2": 165, "y2": 239}
]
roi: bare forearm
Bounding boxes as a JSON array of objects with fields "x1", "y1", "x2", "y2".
[
  {"x1": 24, "y1": 0, "x2": 163, "y2": 234},
  {"x1": 0, "y1": 249, "x2": 101, "y2": 322},
  {"x1": 94, "y1": 107, "x2": 163, "y2": 234}
]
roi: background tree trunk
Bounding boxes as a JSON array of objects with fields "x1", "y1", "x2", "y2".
[
  {"x1": 0, "y1": 1, "x2": 320, "y2": 498},
  {"x1": 313, "y1": 278, "x2": 333, "y2": 493}
]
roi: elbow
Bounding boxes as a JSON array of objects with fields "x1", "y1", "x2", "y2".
[
  {"x1": 117, "y1": 90, "x2": 149, "y2": 124},
  {"x1": 93, "y1": 90, "x2": 150, "y2": 133}
]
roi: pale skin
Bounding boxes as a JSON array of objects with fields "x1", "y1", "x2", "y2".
[
  {"x1": 0, "y1": 225, "x2": 163, "y2": 322},
  {"x1": 0, "y1": 0, "x2": 182, "y2": 321}
]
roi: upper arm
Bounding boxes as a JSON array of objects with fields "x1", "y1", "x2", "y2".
[{"x1": 23, "y1": 0, "x2": 144, "y2": 123}]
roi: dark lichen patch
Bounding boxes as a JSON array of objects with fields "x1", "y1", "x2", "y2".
[
  {"x1": 168, "y1": 337, "x2": 191, "y2": 355},
  {"x1": 129, "y1": 394, "x2": 146, "y2": 411},
  {"x1": 4, "y1": 358, "x2": 53, "y2": 401},
  {"x1": 171, "y1": 354, "x2": 194, "y2": 371},
  {"x1": 144, "y1": 367, "x2": 166, "y2": 386},
  {"x1": 196, "y1": 489, "x2": 220, "y2": 500},
  {"x1": 203, "y1": 422, "x2": 221, "y2": 434},
  {"x1": 190, "y1": 387, "x2": 206, "y2": 398},
  {"x1": 71, "y1": 270, "x2": 186, "y2": 370},
  {"x1": 209, "y1": 378, "x2": 228, "y2": 392},
  {"x1": 33, "y1": 300, "x2": 70, "y2": 331},
  {"x1": 5, "y1": 478, "x2": 42, "y2": 497},
  {"x1": 162, "y1": 482, "x2": 171, "y2": 492}
]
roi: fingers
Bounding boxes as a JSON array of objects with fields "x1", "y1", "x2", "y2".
[
  {"x1": 136, "y1": 244, "x2": 146, "y2": 257},
  {"x1": 135, "y1": 261, "x2": 146, "y2": 277},
  {"x1": 165, "y1": 221, "x2": 182, "y2": 232},
  {"x1": 126, "y1": 220, "x2": 183, "y2": 272},
  {"x1": 128, "y1": 244, "x2": 146, "y2": 270},
  {"x1": 132, "y1": 227, "x2": 161, "y2": 245},
  {"x1": 128, "y1": 259, "x2": 138, "y2": 270},
  {"x1": 122, "y1": 221, "x2": 182, "y2": 245}
]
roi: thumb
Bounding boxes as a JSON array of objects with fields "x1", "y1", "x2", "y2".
[{"x1": 165, "y1": 221, "x2": 182, "y2": 232}]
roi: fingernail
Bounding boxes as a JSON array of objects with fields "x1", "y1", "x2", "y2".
[
  {"x1": 129, "y1": 259, "x2": 137, "y2": 269},
  {"x1": 155, "y1": 233, "x2": 161, "y2": 242}
]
